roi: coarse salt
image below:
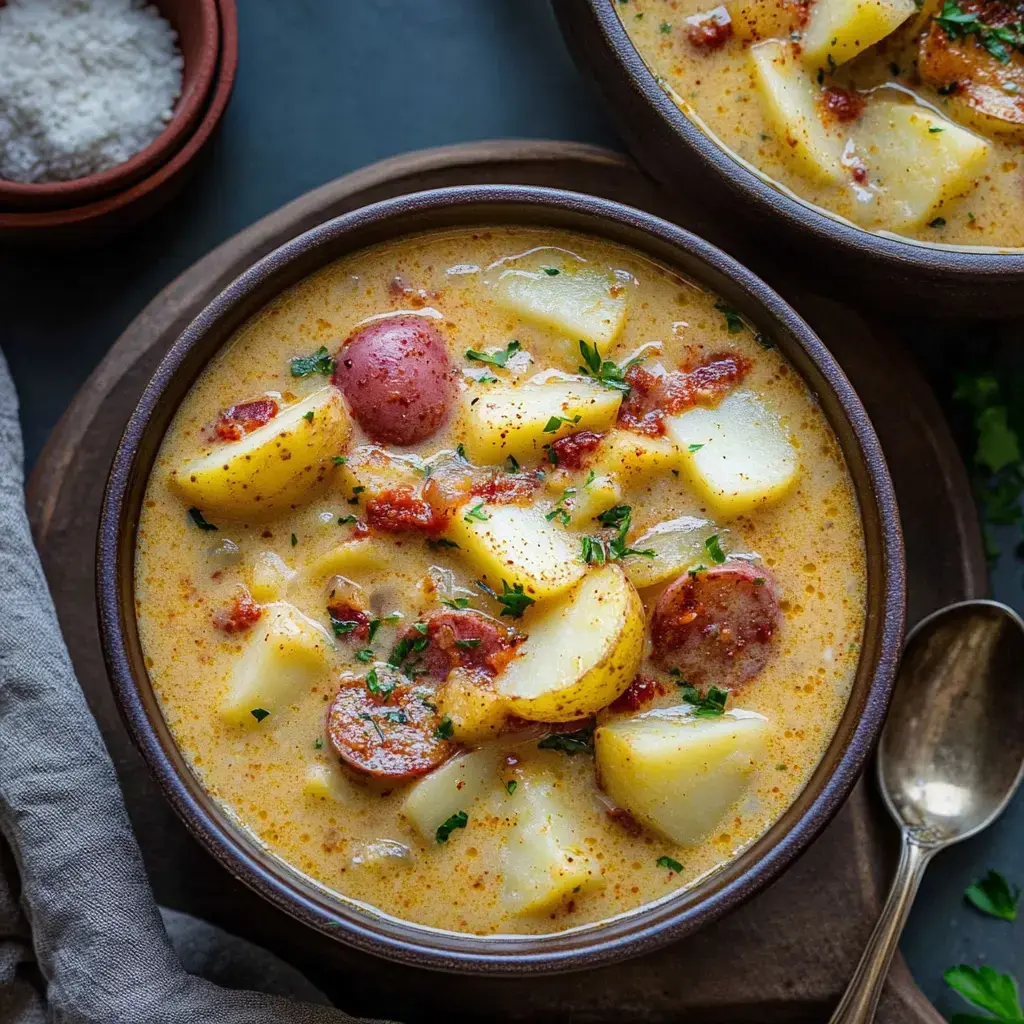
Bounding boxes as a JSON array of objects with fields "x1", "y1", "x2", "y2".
[{"x1": 0, "y1": 0, "x2": 184, "y2": 184}]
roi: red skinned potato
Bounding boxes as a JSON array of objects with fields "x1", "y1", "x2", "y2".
[{"x1": 332, "y1": 315, "x2": 454, "y2": 445}]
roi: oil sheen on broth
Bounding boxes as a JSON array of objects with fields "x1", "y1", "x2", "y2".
[
  {"x1": 619, "y1": 0, "x2": 1024, "y2": 248},
  {"x1": 135, "y1": 227, "x2": 865, "y2": 935}
]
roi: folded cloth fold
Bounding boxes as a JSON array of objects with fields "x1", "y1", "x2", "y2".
[{"x1": 0, "y1": 351, "x2": 378, "y2": 1024}]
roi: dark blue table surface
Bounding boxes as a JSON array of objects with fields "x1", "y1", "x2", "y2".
[{"x1": 0, "y1": 2, "x2": 1019, "y2": 1018}]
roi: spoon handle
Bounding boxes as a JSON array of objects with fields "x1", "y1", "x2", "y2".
[{"x1": 829, "y1": 834, "x2": 934, "y2": 1024}]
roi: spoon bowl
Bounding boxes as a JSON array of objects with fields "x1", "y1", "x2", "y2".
[
  {"x1": 831, "y1": 599, "x2": 1024, "y2": 1023},
  {"x1": 881, "y1": 599, "x2": 1024, "y2": 847}
]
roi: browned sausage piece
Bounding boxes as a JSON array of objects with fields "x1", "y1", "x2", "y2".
[
  {"x1": 326, "y1": 667, "x2": 451, "y2": 780},
  {"x1": 332, "y1": 316, "x2": 454, "y2": 446},
  {"x1": 390, "y1": 610, "x2": 519, "y2": 682},
  {"x1": 650, "y1": 561, "x2": 781, "y2": 687}
]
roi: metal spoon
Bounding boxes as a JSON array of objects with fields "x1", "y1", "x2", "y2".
[{"x1": 830, "y1": 599, "x2": 1024, "y2": 1024}]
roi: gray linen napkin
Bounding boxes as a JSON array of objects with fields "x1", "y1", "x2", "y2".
[{"x1": 0, "y1": 351, "x2": 378, "y2": 1024}]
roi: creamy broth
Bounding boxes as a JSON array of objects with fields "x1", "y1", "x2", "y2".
[
  {"x1": 135, "y1": 226, "x2": 865, "y2": 935},
  {"x1": 619, "y1": 0, "x2": 1024, "y2": 248}
]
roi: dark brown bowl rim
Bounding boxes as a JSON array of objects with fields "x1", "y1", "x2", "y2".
[
  {"x1": 0, "y1": 0, "x2": 237, "y2": 234},
  {"x1": 97, "y1": 184, "x2": 906, "y2": 975},
  {"x1": 553, "y1": 0, "x2": 1024, "y2": 277},
  {"x1": 0, "y1": 0, "x2": 220, "y2": 209}
]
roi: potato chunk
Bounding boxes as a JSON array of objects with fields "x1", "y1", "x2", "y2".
[
  {"x1": 802, "y1": 0, "x2": 915, "y2": 68},
  {"x1": 590, "y1": 430, "x2": 679, "y2": 486},
  {"x1": 460, "y1": 378, "x2": 622, "y2": 465},
  {"x1": 487, "y1": 255, "x2": 629, "y2": 353},
  {"x1": 171, "y1": 387, "x2": 350, "y2": 519},
  {"x1": 501, "y1": 777, "x2": 600, "y2": 915},
  {"x1": 221, "y1": 602, "x2": 333, "y2": 727},
  {"x1": 436, "y1": 669, "x2": 511, "y2": 745},
  {"x1": 303, "y1": 537, "x2": 393, "y2": 582},
  {"x1": 595, "y1": 708, "x2": 770, "y2": 844},
  {"x1": 855, "y1": 100, "x2": 990, "y2": 229},
  {"x1": 447, "y1": 501, "x2": 586, "y2": 600},
  {"x1": 496, "y1": 564, "x2": 644, "y2": 722},
  {"x1": 621, "y1": 515, "x2": 722, "y2": 589},
  {"x1": 664, "y1": 390, "x2": 797, "y2": 517},
  {"x1": 403, "y1": 747, "x2": 501, "y2": 841},
  {"x1": 750, "y1": 41, "x2": 844, "y2": 183},
  {"x1": 303, "y1": 763, "x2": 350, "y2": 803},
  {"x1": 249, "y1": 551, "x2": 296, "y2": 603}
]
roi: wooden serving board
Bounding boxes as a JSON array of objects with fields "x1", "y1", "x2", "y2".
[{"x1": 26, "y1": 141, "x2": 986, "y2": 1023}]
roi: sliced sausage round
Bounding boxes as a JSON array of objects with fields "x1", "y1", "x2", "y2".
[
  {"x1": 650, "y1": 561, "x2": 780, "y2": 686},
  {"x1": 392, "y1": 610, "x2": 519, "y2": 682},
  {"x1": 332, "y1": 316, "x2": 454, "y2": 446},
  {"x1": 327, "y1": 668, "x2": 451, "y2": 780}
]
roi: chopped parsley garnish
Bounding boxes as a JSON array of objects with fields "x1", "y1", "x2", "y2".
[
  {"x1": 928, "y1": 125, "x2": 945, "y2": 133},
  {"x1": 541, "y1": 265, "x2": 560, "y2": 276},
  {"x1": 332, "y1": 455, "x2": 347, "y2": 465},
  {"x1": 656, "y1": 856, "x2": 683, "y2": 872},
  {"x1": 584, "y1": 468, "x2": 597, "y2": 486},
  {"x1": 688, "y1": 443, "x2": 704, "y2": 452},
  {"x1": 365, "y1": 667, "x2": 397, "y2": 703},
  {"x1": 582, "y1": 505, "x2": 655, "y2": 564},
  {"x1": 543, "y1": 413, "x2": 582, "y2": 433},
  {"x1": 478, "y1": 374, "x2": 498, "y2": 384},
  {"x1": 704, "y1": 534, "x2": 726, "y2": 564},
  {"x1": 714, "y1": 302, "x2": 744, "y2": 334},
  {"x1": 188, "y1": 507, "x2": 218, "y2": 531},
  {"x1": 442, "y1": 597, "x2": 471, "y2": 609},
  {"x1": 250, "y1": 708, "x2": 270, "y2": 722},
  {"x1": 506, "y1": 780, "x2": 518, "y2": 795},
  {"x1": 329, "y1": 613, "x2": 361, "y2": 636},
  {"x1": 348, "y1": 486, "x2": 365, "y2": 505},
  {"x1": 464, "y1": 503, "x2": 489, "y2": 523},
  {"x1": 577, "y1": 339, "x2": 639, "y2": 393},
  {"x1": 680, "y1": 683, "x2": 729, "y2": 717},
  {"x1": 659, "y1": 20, "x2": 672, "y2": 32},
  {"x1": 434, "y1": 715, "x2": 455, "y2": 740},
  {"x1": 358, "y1": 712, "x2": 386, "y2": 742},
  {"x1": 688, "y1": 564, "x2": 708, "y2": 578},
  {"x1": 938, "y1": 81, "x2": 959, "y2": 94},
  {"x1": 427, "y1": 537, "x2": 460, "y2": 551},
  {"x1": 435, "y1": 810, "x2": 468, "y2": 843},
  {"x1": 382, "y1": 710, "x2": 408, "y2": 724},
  {"x1": 477, "y1": 578, "x2": 536, "y2": 618},
  {"x1": 290, "y1": 533, "x2": 298, "y2": 547},
  {"x1": 388, "y1": 627, "x2": 429, "y2": 668},
  {"x1": 546, "y1": 446, "x2": 559, "y2": 466},
  {"x1": 929, "y1": 217, "x2": 947, "y2": 228},
  {"x1": 303, "y1": 410, "x2": 314, "y2": 422},
  {"x1": 505, "y1": 454, "x2": 520, "y2": 473},
  {"x1": 290, "y1": 345, "x2": 335, "y2": 377},
  {"x1": 454, "y1": 638, "x2": 481, "y2": 649},
  {"x1": 456, "y1": 443, "x2": 467, "y2": 459},
  {"x1": 944, "y1": 963, "x2": 1023, "y2": 1020},
  {"x1": 337, "y1": 514, "x2": 358, "y2": 525},
  {"x1": 466, "y1": 339, "x2": 521, "y2": 368},
  {"x1": 367, "y1": 612, "x2": 402, "y2": 644},
  {"x1": 545, "y1": 488, "x2": 577, "y2": 525},
  {"x1": 314, "y1": 737, "x2": 323, "y2": 749},
  {"x1": 935, "y1": 0, "x2": 1024, "y2": 63},
  {"x1": 966, "y1": 870, "x2": 1020, "y2": 921},
  {"x1": 355, "y1": 648, "x2": 374, "y2": 662},
  {"x1": 538, "y1": 727, "x2": 594, "y2": 755}
]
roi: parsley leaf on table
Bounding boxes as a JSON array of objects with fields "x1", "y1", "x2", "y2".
[
  {"x1": 966, "y1": 870, "x2": 1020, "y2": 922},
  {"x1": 944, "y1": 964, "x2": 1023, "y2": 1021}
]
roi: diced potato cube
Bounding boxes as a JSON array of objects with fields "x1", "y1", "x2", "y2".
[
  {"x1": 303, "y1": 763, "x2": 350, "y2": 803},
  {"x1": 621, "y1": 515, "x2": 722, "y2": 589},
  {"x1": 335, "y1": 444, "x2": 422, "y2": 498},
  {"x1": 595, "y1": 708, "x2": 770, "y2": 844},
  {"x1": 447, "y1": 501, "x2": 586, "y2": 600},
  {"x1": 591, "y1": 430, "x2": 679, "y2": 486},
  {"x1": 460, "y1": 378, "x2": 622, "y2": 465},
  {"x1": 664, "y1": 390, "x2": 798, "y2": 517},
  {"x1": 569, "y1": 473, "x2": 622, "y2": 523},
  {"x1": 436, "y1": 669, "x2": 511, "y2": 745},
  {"x1": 802, "y1": 0, "x2": 915, "y2": 68},
  {"x1": 501, "y1": 777, "x2": 601, "y2": 915},
  {"x1": 488, "y1": 256, "x2": 629, "y2": 353},
  {"x1": 221, "y1": 603, "x2": 333, "y2": 726},
  {"x1": 171, "y1": 387, "x2": 351, "y2": 520},
  {"x1": 750, "y1": 41, "x2": 843, "y2": 184},
  {"x1": 403, "y1": 747, "x2": 501, "y2": 840},
  {"x1": 855, "y1": 100, "x2": 990, "y2": 230},
  {"x1": 249, "y1": 551, "x2": 297, "y2": 603},
  {"x1": 496, "y1": 564, "x2": 644, "y2": 722},
  {"x1": 304, "y1": 537, "x2": 394, "y2": 582}
]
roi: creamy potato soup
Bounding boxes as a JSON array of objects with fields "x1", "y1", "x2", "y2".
[
  {"x1": 619, "y1": 0, "x2": 1024, "y2": 247},
  {"x1": 135, "y1": 226, "x2": 866, "y2": 935}
]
